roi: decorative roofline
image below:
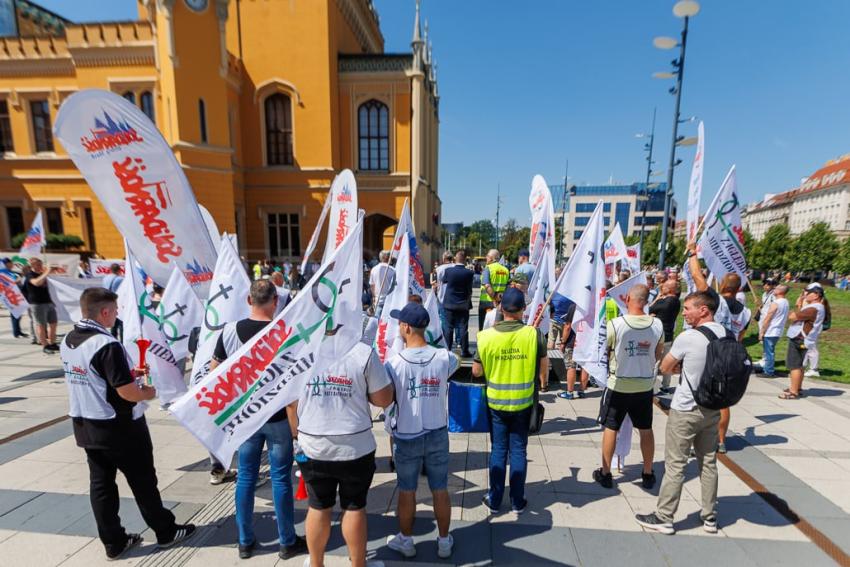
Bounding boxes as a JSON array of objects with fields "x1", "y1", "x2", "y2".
[
  {"x1": 339, "y1": 54, "x2": 412, "y2": 73},
  {"x1": 334, "y1": 0, "x2": 383, "y2": 54}
]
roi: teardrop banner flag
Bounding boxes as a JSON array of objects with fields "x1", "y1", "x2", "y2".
[
  {"x1": 53, "y1": 89, "x2": 217, "y2": 294},
  {"x1": 170, "y1": 216, "x2": 365, "y2": 466},
  {"x1": 19, "y1": 210, "x2": 45, "y2": 255},
  {"x1": 322, "y1": 169, "x2": 358, "y2": 263}
]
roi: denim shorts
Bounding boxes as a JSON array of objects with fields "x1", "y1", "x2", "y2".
[{"x1": 392, "y1": 427, "x2": 449, "y2": 491}]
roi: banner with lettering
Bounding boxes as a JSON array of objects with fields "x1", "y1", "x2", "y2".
[
  {"x1": 377, "y1": 235, "x2": 410, "y2": 362},
  {"x1": 53, "y1": 89, "x2": 217, "y2": 294},
  {"x1": 525, "y1": 239, "x2": 552, "y2": 333},
  {"x1": 686, "y1": 121, "x2": 705, "y2": 244},
  {"x1": 158, "y1": 265, "x2": 205, "y2": 361},
  {"x1": 551, "y1": 201, "x2": 607, "y2": 386},
  {"x1": 0, "y1": 269, "x2": 29, "y2": 319},
  {"x1": 121, "y1": 243, "x2": 187, "y2": 404},
  {"x1": 322, "y1": 169, "x2": 357, "y2": 264},
  {"x1": 528, "y1": 175, "x2": 555, "y2": 267},
  {"x1": 190, "y1": 234, "x2": 251, "y2": 385},
  {"x1": 603, "y1": 223, "x2": 627, "y2": 265},
  {"x1": 48, "y1": 276, "x2": 105, "y2": 322},
  {"x1": 169, "y1": 216, "x2": 364, "y2": 466},
  {"x1": 89, "y1": 259, "x2": 126, "y2": 277},
  {"x1": 624, "y1": 243, "x2": 641, "y2": 274},
  {"x1": 19, "y1": 210, "x2": 45, "y2": 255},
  {"x1": 392, "y1": 200, "x2": 426, "y2": 297},
  {"x1": 698, "y1": 166, "x2": 748, "y2": 284}
]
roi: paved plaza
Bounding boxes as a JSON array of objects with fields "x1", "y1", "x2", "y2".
[{"x1": 1, "y1": 311, "x2": 849, "y2": 566}]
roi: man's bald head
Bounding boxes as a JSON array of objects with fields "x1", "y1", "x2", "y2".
[
  {"x1": 720, "y1": 273, "x2": 742, "y2": 295},
  {"x1": 661, "y1": 279, "x2": 679, "y2": 296},
  {"x1": 628, "y1": 284, "x2": 650, "y2": 305},
  {"x1": 487, "y1": 249, "x2": 500, "y2": 263},
  {"x1": 774, "y1": 284, "x2": 789, "y2": 297}
]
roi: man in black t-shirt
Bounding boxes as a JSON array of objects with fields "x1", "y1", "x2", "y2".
[
  {"x1": 209, "y1": 280, "x2": 308, "y2": 561},
  {"x1": 649, "y1": 280, "x2": 681, "y2": 393},
  {"x1": 23, "y1": 257, "x2": 59, "y2": 353},
  {"x1": 61, "y1": 288, "x2": 195, "y2": 560}
]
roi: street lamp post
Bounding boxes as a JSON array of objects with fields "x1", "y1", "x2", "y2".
[
  {"x1": 655, "y1": 0, "x2": 699, "y2": 268},
  {"x1": 636, "y1": 108, "x2": 657, "y2": 254}
]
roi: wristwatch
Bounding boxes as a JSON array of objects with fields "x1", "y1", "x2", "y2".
[{"x1": 687, "y1": 251, "x2": 696, "y2": 258}]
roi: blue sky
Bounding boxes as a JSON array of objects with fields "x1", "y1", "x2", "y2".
[{"x1": 40, "y1": 1, "x2": 850, "y2": 226}]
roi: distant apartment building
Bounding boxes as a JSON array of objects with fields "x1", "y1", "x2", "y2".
[
  {"x1": 560, "y1": 183, "x2": 675, "y2": 252},
  {"x1": 742, "y1": 154, "x2": 850, "y2": 240}
]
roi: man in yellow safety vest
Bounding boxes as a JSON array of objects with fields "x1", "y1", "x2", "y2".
[
  {"x1": 472, "y1": 287, "x2": 548, "y2": 514},
  {"x1": 478, "y1": 249, "x2": 509, "y2": 331}
]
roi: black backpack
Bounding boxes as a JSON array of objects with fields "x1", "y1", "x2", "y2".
[{"x1": 685, "y1": 326, "x2": 752, "y2": 410}]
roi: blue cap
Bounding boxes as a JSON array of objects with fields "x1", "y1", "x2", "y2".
[
  {"x1": 390, "y1": 302, "x2": 430, "y2": 328},
  {"x1": 501, "y1": 287, "x2": 525, "y2": 313},
  {"x1": 518, "y1": 249, "x2": 530, "y2": 258}
]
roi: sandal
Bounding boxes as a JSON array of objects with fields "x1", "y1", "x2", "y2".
[{"x1": 778, "y1": 391, "x2": 799, "y2": 400}]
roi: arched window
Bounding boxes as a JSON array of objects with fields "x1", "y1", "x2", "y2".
[
  {"x1": 265, "y1": 94, "x2": 293, "y2": 165},
  {"x1": 140, "y1": 91, "x2": 154, "y2": 122},
  {"x1": 358, "y1": 99, "x2": 388, "y2": 171},
  {"x1": 198, "y1": 99, "x2": 207, "y2": 143},
  {"x1": 122, "y1": 91, "x2": 135, "y2": 104}
]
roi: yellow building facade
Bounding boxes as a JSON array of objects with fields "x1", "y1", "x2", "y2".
[{"x1": 0, "y1": 0, "x2": 441, "y2": 265}]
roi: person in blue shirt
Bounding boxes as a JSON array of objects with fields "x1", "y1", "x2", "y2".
[{"x1": 514, "y1": 249, "x2": 535, "y2": 282}]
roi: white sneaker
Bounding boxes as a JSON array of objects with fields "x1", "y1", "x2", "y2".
[
  {"x1": 386, "y1": 533, "x2": 416, "y2": 558},
  {"x1": 804, "y1": 369, "x2": 820, "y2": 378},
  {"x1": 437, "y1": 534, "x2": 454, "y2": 558},
  {"x1": 209, "y1": 469, "x2": 236, "y2": 485},
  {"x1": 755, "y1": 358, "x2": 765, "y2": 367}
]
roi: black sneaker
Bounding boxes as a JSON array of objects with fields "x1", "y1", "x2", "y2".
[
  {"x1": 46, "y1": 343, "x2": 59, "y2": 351},
  {"x1": 31, "y1": 338, "x2": 39, "y2": 345},
  {"x1": 634, "y1": 512, "x2": 674, "y2": 535},
  {"x1": 756, "y1": 373, "x2": 777, "y2": 379},
  {"x1": 511, "y1": 499, "x2": 528, "y2": 514},
  {"x1": 43, "y1": 346, "x2": 57, "y2": 355},
  {"x1": 593, "y1": 468, "x2": 613, "y2": 489},
  {"x1": 158, "y1": 524, "x2": 196, "y2": 549},
  {"x1": 15, "y1": 332, "x2": 29, "y2": 339},
  {"x1": 577, "y1": 390, "x2": 586, "y2": 399},
  {"x1": 641, "y1": 471, "x2": 656, "y2": 489},
  {"x1": 238, "y1": 539, "x2": 256, "y2": 559},
  {"x1": 106, "y1": 533, "x2": 142, "y2": 561},
  {"x1": 482, "y1": 494, "x2": 499, "y2": 513},
  {"x1": 279, "y1": 535, "x2": 308, "y2": 560},
  {"x1": 703, "y1": 515, "x2": 718, "y2": 533}
]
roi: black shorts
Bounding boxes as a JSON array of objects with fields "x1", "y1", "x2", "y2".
[
  {"x1": 598, "y1": 389, "x2": 654, "y2": 431},
  {"x1": 299, "y1": 451, "x2": 376, "y2": 511},
  {"x1": 786, "y1": 336, "x2": 807, "y2": 371}
]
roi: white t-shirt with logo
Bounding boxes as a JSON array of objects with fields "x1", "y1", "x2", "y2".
[
  {"x1": 669, "y1": 321, "x2": 726, "y2": 412},
  {"x1": 763, "y1": 297, "x2": 789, "y2": 338}
]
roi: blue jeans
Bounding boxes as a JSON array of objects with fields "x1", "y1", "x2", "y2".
[
  {"x1": 235, "y1": 420, "x2": 296, "y2": 547},
  {"x1": 763, "y1": 336, "x2": 779, "y2": 375},
  {"x1": 10, "y1": 315, "x2": 21, "y2": 337},
  {"x1": 488, "y1": 407, "x2": 531, "y2": 509}
]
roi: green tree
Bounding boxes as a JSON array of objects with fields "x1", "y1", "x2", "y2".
[
  {"x1": 460, "y1": 219, "x2": 496, "y2": 257},
  {"x1": 750, "y1": 224, "x2": 791, "y2": 271},
  {"x1": 832, "y1": 237, "x2": 850, "y2": 275},
  {"x1": 785, "y1": 222, "x2": 839, "y2": 273},
  {"x1": 742, "y1": 229, "x2": 755, "y2": 267},
  {"x1": 499, "y1": 219, "x2": 531, "y2": 263},
  {"x1": 640, "y1": 226, "x2": 685, "y2": 267}
]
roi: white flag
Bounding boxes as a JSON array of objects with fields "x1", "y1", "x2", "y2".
[
  {"x1": 377, "y1": 235, "x2": 410, "y2": 362},
  {"x1": 198, "y1": 205, "x2": 222, "y2": 253},
  {"x1": 121, "y1": 244, "x2": 187, "y2": 403},
  {"x1": 603, "y1": 223, "x2": 627, "y2": 265},
  {"x1": 190, "y1": 234, "x2": 251, "y2": 385},
  {"x1": 525, "y1": 240, "x2": 552, "y2": 333},
  {"x1": 552, "y1": 201, "x2": 608, "y2": 386},
  {"x1": 89, "y1": 259, "x2": 126, "y2": 278},
  {"x1": 19, "y1": 210, "x2": 45, "y2": 255},
  {"x1": 322, "y1": 169, "x2": 358, "y2": 264},
  {"x1": 607, "y1": 271, "x2": 648, "y2": 314},
  {"x1": 423, "y1": 290, "x2": 447, "y2": 348},
  {"x1": 158, "y1": 265, "x2": 205, "y2": 361},
  {"x1": 169, "y1": 216, "x2": 365, "y2": 466},
  {"x1": 624, "y1": 243, "x2": 641, "y2": 274},
  {"x1": 698, "y1": 166, "x2": 748, "y2": 284},
  {"x1": 528, "y1": 175, "x2": 555, "y2": 267},
  {"x1": 47, "y1": 276, "x2": 105, "y2": 322},
  {"x1": 392, "y1": 200, "x2": 426, "y2": 297},
  {"x1": 686, "y1": 121, "x2": 705, "y2": 244},
  {"x1": 53, "y1": 89, "x2": 217, "y2": 294},
  {"x1": 0, "y1": 269, "x2": 30, "y2": 319}
]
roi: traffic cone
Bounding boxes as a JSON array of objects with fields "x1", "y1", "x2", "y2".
[{"x1": 295, "y1": 470, "x2": 308, "y2": 501}]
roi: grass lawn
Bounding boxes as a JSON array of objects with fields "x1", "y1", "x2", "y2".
[{"x1": 678, "y1": 282, "x2": 850, "y2": 384}]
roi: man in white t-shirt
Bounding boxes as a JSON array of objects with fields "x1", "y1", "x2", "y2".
[
  {"x1": 384, "y1": 303, "x2": 459, "y2": 560},
  {"x1": 635, "y1": 290, "x2": 724, "y2": 536},
  {"x1": 757, "y1": 284, "x2": 789, "y2": 378},
  {"x1": 287, "y1": 340, "x2": 394, "y2": 567},
  {"x1": 780, "y1": 283, "x2": 827, "y2": 399},
  {"x1": 369, "y1": 250, "x2": 395, "y2": 310}
]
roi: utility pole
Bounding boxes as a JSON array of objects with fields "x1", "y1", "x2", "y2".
[
  {"x1": 495, "y1": 183, "x2": 502, "y2": 252},
  {"x1": 558, "y1": 159, "x2": 569, "y2": 263},
  {"x1": 639, "y1": 109, "x2": 656, "y2": 254}
]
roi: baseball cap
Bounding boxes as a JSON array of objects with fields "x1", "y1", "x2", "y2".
[
  {"x1": 0, "y1": 257, "x2": 10, "y2": 264},
  {"x1": 805, "y1": 282, "x2": 824, "y2": 295},
  {"x1": 763, "y1": 277, "x2": 777, "y2": 285},
  {"x1": 390, "y1": 302, "x2": 430, "y2": 328},
  {"x1": 518, "y1": 249, "x2": 530, "y2": 258},
  {"x1": 500, "y1": 287, "x2": 526, "y2": 313}
]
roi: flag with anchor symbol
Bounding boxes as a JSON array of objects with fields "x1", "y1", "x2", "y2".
[
  {"x1": 121, "y1": 242, "x2": 187, "y2": 403},
  {"x1": 169, "y1": 216, "x2": 364, "y2": 466},
  {"x1": 158, "y1": 265, "x2": 205, "y2": 361},
  {"x1": 190, "y1": 234, "x2": 251, "y2": 386}
]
